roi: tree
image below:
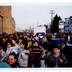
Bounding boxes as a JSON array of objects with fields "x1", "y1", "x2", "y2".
[{"x1": 50, "y1": 14, "x2": 61, "y2": 33}]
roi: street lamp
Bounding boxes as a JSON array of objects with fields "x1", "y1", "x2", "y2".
[{"x1": 49, "y1": 10, "x2": 55, "y2": 23}]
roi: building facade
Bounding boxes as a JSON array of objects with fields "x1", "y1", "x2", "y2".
[
  {"x1": 59, "y1": 20, "x2": 64, "y2": 33},
  {"x1": 64, "y1": 16, "x2": 72, "y2": 33},
  {"x1": 0, "y1": 6, "x2": 16, "y2": 34}
]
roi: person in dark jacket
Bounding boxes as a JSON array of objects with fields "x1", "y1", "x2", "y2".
[
  {"x1": 62, "y1": 42, "x2": 72, "y2": 67},
  {"x1": 60, "y1": 40, "x2": 66, "y2": 53},
  {"x1": 46, "y1": 47, "x2": 68, "y2": 67},
  {"x1": 41, "y1": 36, "x2": 53, "y2": 51},
  {"x1": 44, "y1": 50, "x2": 51, "y2": 67}
]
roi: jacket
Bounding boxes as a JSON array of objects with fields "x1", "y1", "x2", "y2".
[
  {"x1": 46, "y1": 53, "x2": 68, "y2": 67},
  {"x1": 18, "y1": 49, "x2": 28, "y2": 68}
]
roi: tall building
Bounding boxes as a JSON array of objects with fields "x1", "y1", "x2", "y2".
[
  {"x1": 64, "y1": 18, "x2": 69, "y2": 33},
  {"x1": 0, "y1": 6, "x2": 16, "y2": 34},
  {"x1": 64, "y1": 16, "x2": 72, "y2": 33}
]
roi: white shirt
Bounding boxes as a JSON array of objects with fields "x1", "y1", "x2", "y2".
[
  {"x1": 68, "y1": 36, "x2": 70, "y2": 41},
  {"x1": 18, "y1": 49, "x2": 28, "y2": 67},
  {"x1": 0, "y1": 49, "x2": 5, "y2": 61},
  {"x1": 5, "y1": 47, "x2": 14, "y2": 57},
  {"x1": 12, "y1": 43, "x2": 20, "y2": 55}
]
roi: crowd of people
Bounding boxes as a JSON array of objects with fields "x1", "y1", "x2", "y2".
[{"x1": 0, "y1": 32, "x2": 72, "y2": 68}]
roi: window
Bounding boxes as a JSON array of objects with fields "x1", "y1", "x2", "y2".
[{"x1": 0, "y1": 15, "x2": 3, "y2": 33}]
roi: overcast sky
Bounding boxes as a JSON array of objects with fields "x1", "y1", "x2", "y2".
[{"x1": 12, "y1": 3, "x2": 72, "y2": 31}]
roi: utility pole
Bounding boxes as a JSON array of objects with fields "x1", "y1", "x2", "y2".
[
  {"x1": 49, "y1": 10, "x2": 55, "y2": 23},
  {"x1": 37, "y1": 20, "x2": 39, "y2": 27}
]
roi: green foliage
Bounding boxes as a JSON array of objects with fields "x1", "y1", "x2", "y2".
[{"x1": 50, "y1": 14, "x2": 61, "y2": 33}]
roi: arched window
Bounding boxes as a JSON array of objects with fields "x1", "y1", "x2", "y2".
[{"x1": 0, "y1": 15, "x2": 3, "y2": 34}]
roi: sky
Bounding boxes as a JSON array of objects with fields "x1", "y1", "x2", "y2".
[{"x1": 12, "y1": 3, "x2": 72, "y2": 31}]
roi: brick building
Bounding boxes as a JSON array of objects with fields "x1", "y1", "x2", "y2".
[{"x1": 0, "y1": 6, "x2": 16, "y2": 34}]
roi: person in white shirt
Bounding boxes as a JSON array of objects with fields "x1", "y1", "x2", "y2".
[
  {"x1": 18, "y1": 42, "x2": 28, "y2": 68},
  {"x1": 68, "y1": 35, "x2": 70, "y2": 42},
  {"x1": 5, "y1": 42, "x2": 14, "y2": 59},
  {"x1": 0, "y1": 46, "x2": 5, "y2": 61},
  {"x1": 11, "y1": 39, "x2": 20, "y2": 55}
]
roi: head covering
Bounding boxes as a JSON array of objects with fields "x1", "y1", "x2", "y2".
[{"x1": 52, "y1": 45, "x2": 59, "y2": 50}]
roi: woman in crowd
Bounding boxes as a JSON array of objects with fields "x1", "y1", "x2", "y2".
[
  {"x1": 7, "y1": 52, "x2": 18, "y2": 68},
  {"x1": 5, "y1": 42, "x2": 14, "y2": 59},
  {"x1": 18, "y1": 42, "x2": 28, "y2": 68},
  {"x1": 11, "y1": 39, "x2": 20, "y2": 55},
  {"x1": 18, "y1": 38, "x2": 23, "y2": 45},
  {"x1": 28, "y1": 40, "x2": 33, "y2": 67}
]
